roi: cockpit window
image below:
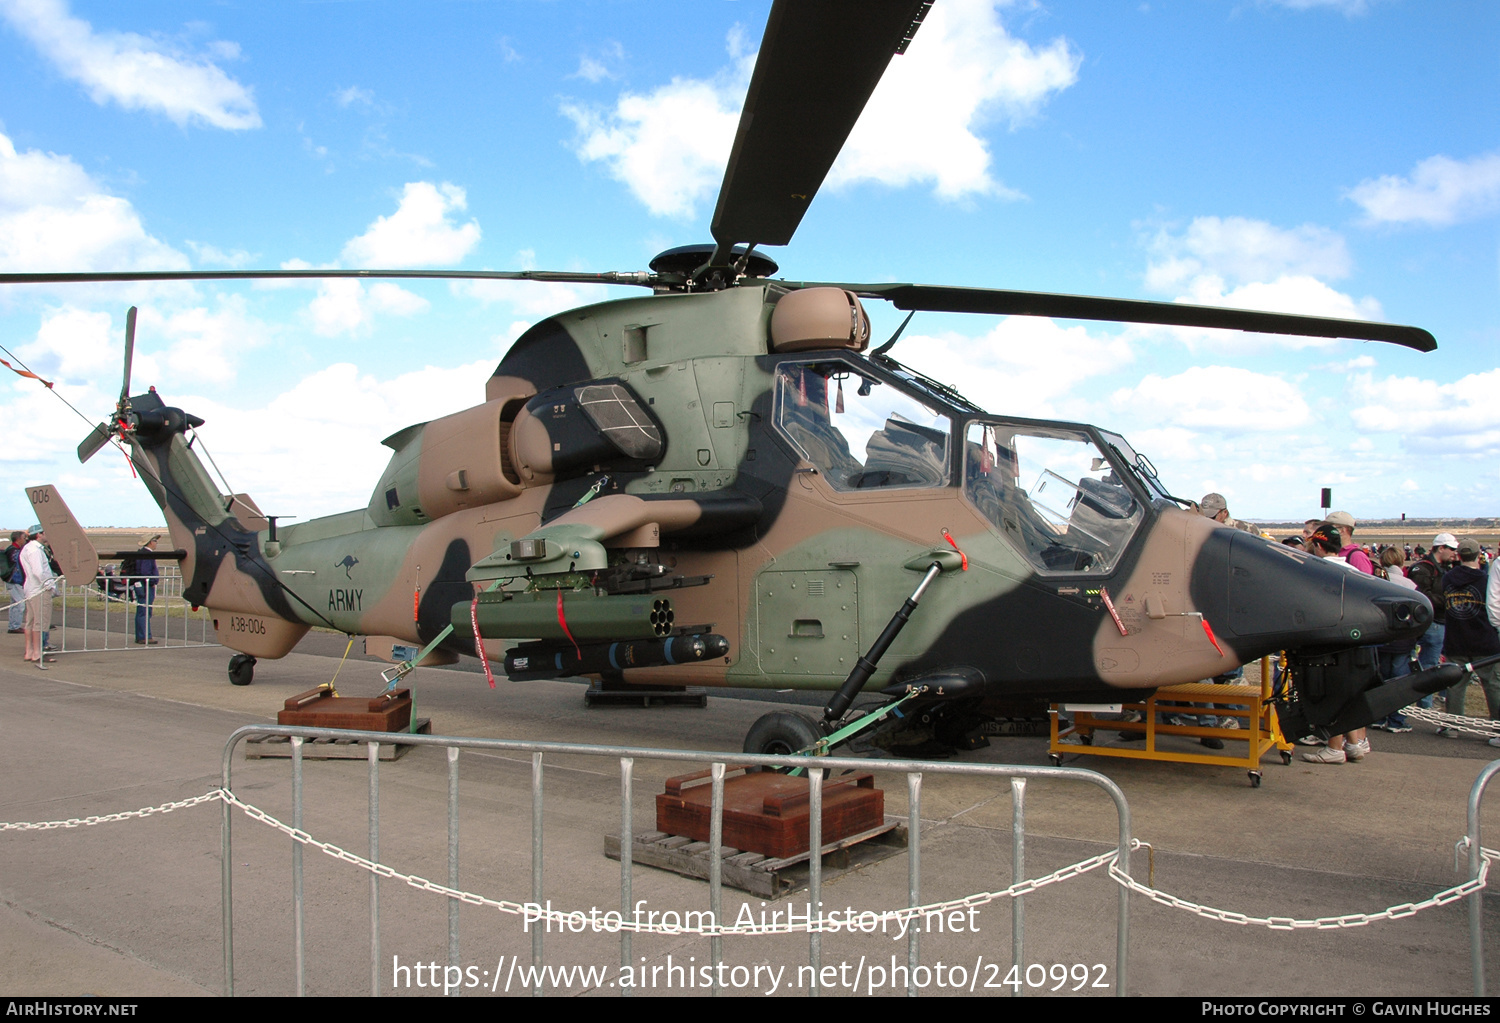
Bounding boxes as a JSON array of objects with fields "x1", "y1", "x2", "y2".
[
  {"x1": 964, "y1": 421, "x2": 1143, "y2": 574},
  {"x1": 774, "y1": 361, "x2": 950, "y2": 491}
]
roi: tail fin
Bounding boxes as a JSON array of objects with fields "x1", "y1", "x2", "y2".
[{"x1": 25, "y1": 485, "x2": 99, "y2": 586}]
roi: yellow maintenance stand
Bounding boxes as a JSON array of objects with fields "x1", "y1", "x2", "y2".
[{"x1": 1049, "y1": 657, "x2": 1294, "y2": 787}]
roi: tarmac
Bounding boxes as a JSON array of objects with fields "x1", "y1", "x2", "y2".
[{"x1": 1, "y1": 628, "x2": 1497, "y2": 998}]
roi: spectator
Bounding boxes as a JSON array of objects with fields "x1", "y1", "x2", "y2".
[
  {"x1": 1198, "y1": 493, "x2": 1260, "y2": 535},
  {"x1": 130, "y1": 535, "x2": 161, "y2": 645},
  {"x1": 1323, "y1": 511, "x2": 1374, "y2": 574},
  {"x1": 1373, "y1": 546, "x2": 1419, "y2": 732},
  {"x1": 1410, "y1": 535, "x2": 1460, "y2": 734},
  {"x1": 1301, "y1": 524, "x2": 1372, "y2": 764},
  {"x1": 20, "y1": 525, "x2": 56, "y2": 669},
  {"x1": 5, "y1": 530, "x2": 25, "y2": 634},
  {"x1": 1438, "y1": 537, "x2": 1500, "y2": 748}
]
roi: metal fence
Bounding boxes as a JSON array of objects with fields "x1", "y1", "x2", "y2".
[
  {"x1": 219, "y1": 724, "x2": 1133, "y2": 998},
  {"x1": 1465, "y1": 759, "x2": 1499, "y2": 996},
  {"x1": 50, "y1": 571, "x2": 217, "y2": 652}
]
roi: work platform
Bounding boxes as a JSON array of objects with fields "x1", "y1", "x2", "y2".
[{"x1": 1050, "y1": 671, "x2": 1294, "y2": 786}]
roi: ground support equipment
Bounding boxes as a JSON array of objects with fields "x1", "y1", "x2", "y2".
[{"x1": 1049, "y1": 674, "x2": 1292, "y2": 787}]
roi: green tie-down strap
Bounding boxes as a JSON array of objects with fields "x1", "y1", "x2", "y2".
[{"x1": 787, "y1": 688, "x2": 922, "y2": 777}]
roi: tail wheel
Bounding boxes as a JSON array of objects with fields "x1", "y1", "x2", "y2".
[
  {"x1": 228, "y1": 653, "x2": 256, "y2": 686},
  {"x1": 743, "y1": 711, "x2": 822, "y2": 758}
]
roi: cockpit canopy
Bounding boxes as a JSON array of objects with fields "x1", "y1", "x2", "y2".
[{"x1": 771, "y1": 357, "x2": 1153, "y2": 575}]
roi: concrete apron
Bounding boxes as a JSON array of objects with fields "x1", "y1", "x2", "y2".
[{"x1": 1, "y1": 632, "x2": 1497, "y2": 997}]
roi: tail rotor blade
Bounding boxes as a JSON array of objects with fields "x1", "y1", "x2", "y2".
[
  {"x1": 78, "y1": 423, "x2": 112, "y2": 464},
  {"x1": 120, "y1": 306, "x2": 136, "y2": 403}
]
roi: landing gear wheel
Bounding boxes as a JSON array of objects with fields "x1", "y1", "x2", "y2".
[
  {"x1": 742, "y1": 711, "x2": 822, "y2": 762},
  {"x1": 1279, "y1": 750, "x2": 1293, "y2": 765},
  {"x1": 1248, "y1": 770, "x2": 1262, "y2": 788},
  {"x1": 228, "y1": 653, "x2": 256, "y2": 686}
]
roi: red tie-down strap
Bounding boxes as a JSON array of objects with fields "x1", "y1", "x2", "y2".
[
  {"x1": 1099, "y1": 586, "x2": 1128, "y2": 637},
  {"x1": 470, "y1": 594, "x2": 497, "y2": 689},
  {"x1": 1200, "y1": 616, "x2": 1225, "y2": 657},
  {"x1": 557, "y1": 589, "x2": 581, "y2": 660},
  {"x1": 940, "y1": 528, "x2": 968, "y2": 571}
]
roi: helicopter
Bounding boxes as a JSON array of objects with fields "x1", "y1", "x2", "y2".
[{"x1": 9, "y1": 0, "x2": 1458, "y2": 755}]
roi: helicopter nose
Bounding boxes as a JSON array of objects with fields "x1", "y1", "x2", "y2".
[{"x1": 1193, "y1": 531, "x2": 1431, "y2": 655}]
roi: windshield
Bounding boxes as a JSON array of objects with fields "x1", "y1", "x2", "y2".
[
  {"x1": 774, "y1": 360, "x2": 951, "y2": 491},
  {"x1": 1098, "y1": 430, "x2": 1175, "y2": 503},
  {"x1": 964, "y1": 421, "x2": 1144, "y2": 574}
]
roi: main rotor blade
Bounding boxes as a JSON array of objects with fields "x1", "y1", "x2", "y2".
[
  {"x1": 710, "y1": 0, "x2": 932, "y2": 253},
  {"x1": 120, "y1": 305, "x2": 136, "y2": 404},
  {"x1": 833, "y1": 283, "x2": 1437, "y2": 352},
  {"x1": 0, "y1": 268, "x2": 657, "y2": 287}
]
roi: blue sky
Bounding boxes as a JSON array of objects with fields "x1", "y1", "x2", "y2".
[{"x1": 1, "y1": 0, "x2": 1496, "y2": 528}]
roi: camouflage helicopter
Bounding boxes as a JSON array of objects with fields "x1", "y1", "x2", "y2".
[{"x1": 12, "y1": 0, "x2": 1455, "y2": 755}]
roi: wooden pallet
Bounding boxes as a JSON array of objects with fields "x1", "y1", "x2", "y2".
[
  {"x1": 244, "y1": 719, "x2": 432, "y2": 761},
  {"x1": 604, "y1": 820, "x2": 905, "y2": 899},
  {"x1": 583, "y1": 682, "x2": 708, "y2": 708}
]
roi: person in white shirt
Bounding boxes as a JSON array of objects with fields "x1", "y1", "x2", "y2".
[{"x1": 20, "y1": 525, "x2": 56, "y2": 669}]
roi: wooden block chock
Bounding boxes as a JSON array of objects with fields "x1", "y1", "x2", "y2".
[
  {"x1": 276, "y1": 685, "x2": 413, "y2": 732},
  {"x1": 657, "y1": 765, "x2": 885, "y2": 859}
]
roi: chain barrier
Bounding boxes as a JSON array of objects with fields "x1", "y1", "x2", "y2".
[
  {"x1": 221, "y1": 788, "x2": 1115, "y2": 934},
  {"x1": 1110, "y1": 845, "x2": 1496, "y2": 931},
  {"x1": 1403, "y1": 704, "x2": 1500, "y2": 740},
  {"x1": 0, "y1": 791, "x2": 222, "y2": 831},
  {"x1": 6, "y1": 788, "x2": 1493, "y2": 939}
]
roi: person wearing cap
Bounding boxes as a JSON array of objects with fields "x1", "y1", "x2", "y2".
[
  {"x1": 1408, "y1": 534, "x2": 1459, "y2": 705},
  {"x1": 1198, "y1": 493, "x2": 1260, "y2": 535},
  {"x1": 19, "y1": 525, "x2": 56, "y2": 669},
  {"x1": 131, "y1": 535, "x2": 161, "y2": 645},
  {"x1": 5, "y1": 530, "x2": 26, "y2": 634},
  {"x1": 1437, "y1": 537, "x2": 1500, "y2": 747},
  {"x1": 1300, "y1": 525, "x2": 1373, "y2": 763},
  {"x1": 1322, "y1": 511, "x2": 1373, "y2": 574}
]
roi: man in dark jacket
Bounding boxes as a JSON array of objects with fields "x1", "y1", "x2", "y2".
[
  {"x1": 1408, "y1": 534, "x2": 1458, "y2": 671},
  {"x1": 1439, "y1": 537, "x2": 1500, "y2": 747},
  {"x1": 131, "y1": 535, "x2": 161, "y2": 645}
]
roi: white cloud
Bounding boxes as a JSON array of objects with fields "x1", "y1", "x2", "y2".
[
  {"x1": 573, "y1": 41, "x2": 625, "y2": 83},
  {"x1": 307, "y1": 279, "x2": 429, "y2": 337},
  {"x1": 1145, "y1": 216, "x2": 1350, "y2": 291},
  {"x1": 1346, "y1": 152, "x2": 1500, "y2": 227},
  {"x1": 0, "y1": 0, "x2": 261, "y2": 130},
  {"x1": 450, "y1": 249, "x2": 611, "y2": 317},
  {"x1": 139, "y1": 295, "x2": 272, "y2": 386},
  {"x1": 1349, "y1": 368, "x2": 1500, "y2": 453},
  {"x1": 0, "y1": 132, "x2": 188, "y2": 274},
  {"x1": 1262, "y1": 0, "x2": 1373, "y2": 12},
  {"x1": 334, "y1": 85, "x2": 375, "y2": 108},
  {"x1": 1109, "y1": 366, "x2": 1312, "y2": 433},
  {"x1": 341, "y1": 182, "x2": 482, "y2": 267},
  {"x1": 11, "y1": 297, "x2": 272, "y2": 395},
  {"x1": 897, "y1": 316, "x2": 1133, "y2": 418},
  {"x1": 182, "y1": 358, "x2": 498, "y2": 516},
  {"x1": 562, "y1": 44, "x2": 751, "y2": 219},
  {"x1": 14, "y1": 306, "x2": 157, "y2": 386},
  {"x1": 1137, "y1": 216, "x2": 1380, "y2": 350},
  {"x1": 826, "y1": 0, "x2": 1080, "y2": 200},
  {"x1": 184, "y1": 241, "x2": 254, "y2": 267},
  {"x1": 563, "y1": 1, "x2": 1079, "y2": 218}
]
